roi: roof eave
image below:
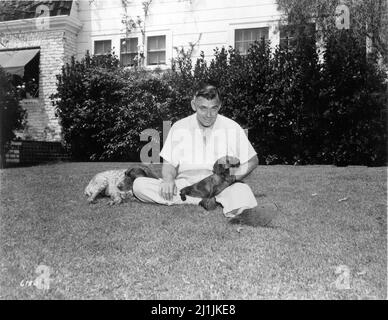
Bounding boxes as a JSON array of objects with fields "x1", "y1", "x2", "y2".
[{"x1": 0, "y1": 15, "x2": 83, "y2": 35}]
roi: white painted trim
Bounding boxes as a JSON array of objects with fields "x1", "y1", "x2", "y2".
[
  {"x1": 91, "y1": 32, "x2": 141, "y2": 57},
  {"x1": 228, "y1": 20, "x2": 280, "y2": 51},
  {"x1": 89, "y1": 29, "x2": 173, "y2": 70},
  {"x1": 92, "y1": 38, "x2": 113, "y2": 55},
  {"x1": 0, "y1": 15, "x2": 83, "y2": 35}
]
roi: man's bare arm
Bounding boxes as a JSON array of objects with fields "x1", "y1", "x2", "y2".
[
  {"x1": 160, "y1": 160, "x2": 178, "y2": 201},
  {"x1": 230, "y1": 155, "x2": 258, "y2": 182}
]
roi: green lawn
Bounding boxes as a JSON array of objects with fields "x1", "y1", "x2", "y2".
[{"x1": 0, "y1": 162, "x2": 386, "y2": 299}]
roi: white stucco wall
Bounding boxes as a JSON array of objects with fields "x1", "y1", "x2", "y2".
[
  {"x1": 0, "y1": 0, "x2": 284, "y2": 142},
  {"x1": 75, "y1": 0, "x2": 283, "y2": 65}
]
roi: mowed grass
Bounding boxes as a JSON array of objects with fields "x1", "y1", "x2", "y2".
[{"x1": 0, "y1": 162, "x2": 386, "y2": 300}]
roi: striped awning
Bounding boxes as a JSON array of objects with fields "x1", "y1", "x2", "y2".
[{"x1": 0, "y1": 49, "x2": 40, "y2": 77}]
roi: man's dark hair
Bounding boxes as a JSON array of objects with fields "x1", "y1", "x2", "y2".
[{"x1": 194, "y1": 83, "x2": 221, "y2": 101}]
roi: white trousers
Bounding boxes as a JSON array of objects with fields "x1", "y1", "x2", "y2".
[{"x1": 132, "y1": 177, "x2": 258, "y2": 218}]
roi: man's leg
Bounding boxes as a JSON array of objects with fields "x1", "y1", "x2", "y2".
[
  {"x1": 132, "y1": 177, "x2": 201, "y2": 206},
  {"x1": 215, "y1": 183, "x2": 257, "y2": 217},
  {"x1": 215, "y1": 183, "x2": 278, "y2": 227}
]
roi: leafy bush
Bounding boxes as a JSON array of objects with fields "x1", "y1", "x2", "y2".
[
  {"x1": 0, "y1": 67, "x2": 25, "y2": 168},
  {"x1": 53, "y1": 33, "x2": 387, "y2": 165},
  {"x1": 319, "y1": 30, "x2": 387, "y2": 166},
  {"x1": 52, "y1": 52, "x2": 179, "y2": 161}
]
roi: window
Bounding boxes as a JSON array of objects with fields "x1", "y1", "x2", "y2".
[
  {"x1": 234, "y1": 27, "x2": 269, "y2": 55},
  {"x1": 120, "y1": 38, "x2": 138, "y2": 66},
  {"x1": 94, "y1": 40, "x2": 112, "y2": 55},
  {"x1": 279, "y1": 23, "x2": 315, "y2": 49},
  {"x1": 147, "y1": 35, "x2": 166, "y2": 65},
  {"x1": 0, "y1": 49, "x2": 40, "y2": 98}
]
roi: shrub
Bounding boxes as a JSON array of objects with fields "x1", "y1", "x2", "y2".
[
  {"x1": 52, "y1": 52, "x2": 124, "y2": 160},
  {"x1": 52, "y1": 52, "x2": 179, "y2": 161},
  {"x1": 0, "y1": 67, "x2": 25, "y2": 168},
  {"x1": 319, "y1": 30, "x2": 387, "y2": 166},
  {"x1": 53, "y1": 35, "x2": 387, "y2": 165}
]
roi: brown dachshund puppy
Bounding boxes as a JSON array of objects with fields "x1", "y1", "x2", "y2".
[{"x1": 179, "y1": 156, "x2": 240, "y2": 209}]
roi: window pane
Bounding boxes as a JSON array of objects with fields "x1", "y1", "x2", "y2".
[
  {"x1": 254, "y1": 28, "x2": 268, "y2": 40},
  {"x1": 243, "y1": 30, "x2": 250, "y2": 41},
  {"x1": 148, "y1": 37, "x2": 157, "y2": 50},
  {"x1": 158, "y1": 36, "x2": 166, "y2": 49},
  {"x1": 148, "y1": 36, "x2": 166, "y2": 51},
  {"x1": 234, "y1": 27, "x2": 269, "y2": 54},
  {"x1": 121, "y1": 38, "x2": 138, "y2": 53},
  {"x1": 147, "y1": 51, "x2": 166, "y2": 65},
  {"x1": 129, "y1": 38, "x2": 138, "y2": 52},
  {"x1": 243, "y1": 42, "x2": 250, "y2": 54},
  {"x1": 235, "y1": 29, "x2": 243, "y2": 41},
  {"x1": 235, "y1": 42, "x2": 243, "y2": 54},
  {"x1": 94, "y1": 40, "x2": 111, "y2": 55},
  {"x1": 104, "y1": 41, "x2": 111, "y2": 53},
  {"x1": 94, "y1": 41, "x2": 103, "y2": 54},
  {"x1": 120, "y1": 53, "x2": 137, "y2": 66},
  {"x1": 279, "y1": 23, "x2": 315, "y2": 48}
]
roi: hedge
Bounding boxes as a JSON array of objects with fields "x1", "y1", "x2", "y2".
[
  {"x1": 51, "y1": 29, "x2": 387, "y2": 165},
  {"x1": 0, "y1": 67, "x2": 25, "y2": 168}
]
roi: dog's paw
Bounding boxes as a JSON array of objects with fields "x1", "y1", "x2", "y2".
[
  {"x1": 120, "y1": 190, "x2": 133, "y2": 199},
  {"x1": 108, "y1": 198, "x2": 122, "y2": 206},
  {"x1": 180, "y1": 192, "x2": 187, "y2": 201},
  {"x1": 87, "y1": 197, "x2": 97, "y2": 204},
  {"x1": 199, "y1": 197, "x2": 219, "y2": 211}
]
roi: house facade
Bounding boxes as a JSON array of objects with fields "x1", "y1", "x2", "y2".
[
  {"x1": 0, "y1": 0, "x2": 287, "y2": 162},
  {"x1": 0, "y1": 1, "x2": 81, "y2": 142},
  {"x1": 77, "y1": 0, "x2": 283, "y2": 65}
]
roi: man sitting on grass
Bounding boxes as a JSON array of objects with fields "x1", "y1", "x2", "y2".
[{"x1": 133, "y1": 84, "x2": 277, "y2": 227}]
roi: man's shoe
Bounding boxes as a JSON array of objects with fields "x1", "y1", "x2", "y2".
[
  {"x1": 229, "y1": 203, "x2": 279, "y2": 227},
  {"x1": 199, "y1": 197, "x2": 219, "y2": 211}
]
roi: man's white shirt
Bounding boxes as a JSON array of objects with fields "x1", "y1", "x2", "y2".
[{"x1": 160, "y1": 113, "x2": 257, "y2": 180}]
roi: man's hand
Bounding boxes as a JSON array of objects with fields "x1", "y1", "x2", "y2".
[
  {"x1": 160, "y1": 161, "x2": 178, "y2": 201},
  {"x1": 230, "y1": 155, "x2": 258, "y2": 182},
  {"x1": 160, "y1": 180, "x2": 177, "y2": 201}
]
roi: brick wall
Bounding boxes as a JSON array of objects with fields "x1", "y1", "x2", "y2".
[
  {"x1": 5, "y1": 140, "x2": 70, "y2": 165},
  {"x1": 2, "y1": 28, "x2": 78, "y2": 142},
  {"x1": 15, "y1": 99, "x2": 49, "y2": 141}
]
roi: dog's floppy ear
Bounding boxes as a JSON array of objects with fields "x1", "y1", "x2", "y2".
[
  {"x1": 213, "y1": 163, "x2": 228, "y2": 175},
  {"x1": 227, "y1": 156, "x2": 240, "y2": 168},
  {"x1": 124, "y1": 168, "x2": 133, "y2": 177},
  {"x1": 125, "y1": 167, "x2": 146, "y2": 181},
  {"x1": 213, "y1": 156, "x2": 241, "y2": 174},
  {"x1": 141, "y1": 166, "x2": 159, "y2": 179},
  {"x1": 215, "y1": 156, "x2": 229, "y2": 167},
  {"x1": 213, "y1": 156, "x2": 230, "y2": 175},
  {"x1": 132, "y1": 167, "x2": 148, "y2": 179},
  {"x1": 126, "y1": 166, "x2": 159, "y2": 180},
  {"x1": 214, "y1": 156, "x2": 240, "y2": 169}
]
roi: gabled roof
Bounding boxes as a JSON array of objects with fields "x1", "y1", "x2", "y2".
[{"x1": 0, "y1": 1, "x2": 73, "y2": 22}]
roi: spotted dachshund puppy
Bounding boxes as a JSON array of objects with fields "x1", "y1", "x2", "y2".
[
  {"x1": 85, "y1": 165, "x2": 158, "y2": 205},
  {"x1": 179, "y1": 156, "x2": 240, "y2": 209}
]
